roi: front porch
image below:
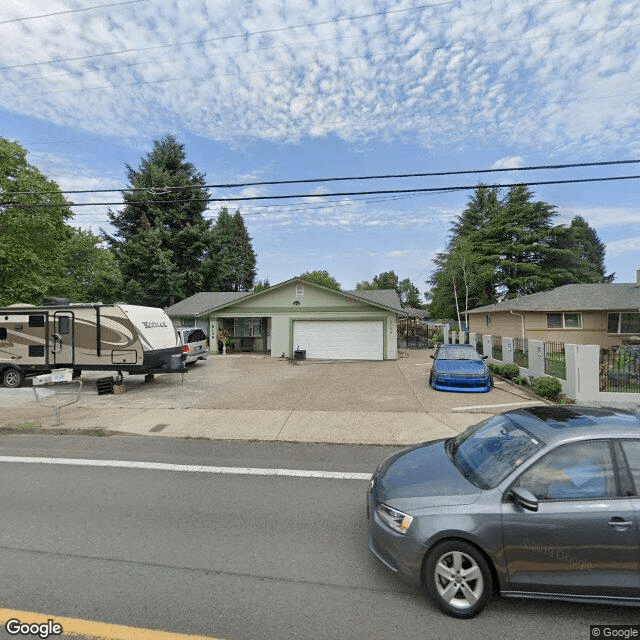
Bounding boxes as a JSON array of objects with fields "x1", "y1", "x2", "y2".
[{"x1": 211, "y1": 316, "x2": 271, "y2": 354}]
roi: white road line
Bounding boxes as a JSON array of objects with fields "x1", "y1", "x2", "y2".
[{"x1": 0, "y1": 456, "x2": 372, "y2": 480}]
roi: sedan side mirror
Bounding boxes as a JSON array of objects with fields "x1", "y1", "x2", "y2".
[
  {"x1": 430, "y1": 355, "x2": 435, "y2": 359},
  {"x1": 510, "y1": 486, "x2": 539, "y2": 512},
  {"x1": 482, "y1": 355, "x2": 489, "y2": 360}
]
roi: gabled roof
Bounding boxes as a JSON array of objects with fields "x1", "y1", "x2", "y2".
[
  {"x1": 467, "y1": 282, "x2": 640, "y2": 314},
  {"x1": 165, "y1": 278, "x2": 406, "y2": 317}
]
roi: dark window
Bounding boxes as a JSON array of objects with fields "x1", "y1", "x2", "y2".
[
  {"x1": 621, "y1": 441, "x2": 640, "y2": 494},
  {"x1": 0, "y1": 328, "x2": 6, "y2": 339},
  {"x1": 547, "y1": 313, "x2": 563, "y2": 328},
  {"x1": 29, "y1": 315, "x2": 45, "y2": 328},
  {"x1": 516, "y1": 440, "x2": 615, "y2": 500},
  {"x1": 608, "y1": 313, "x2": 619, "y2": 333},
  {"x1": 29, "y1": 345, "x2": 45, "y2": 357},
  {"x1": 58, "y1": 316, "x2": 70, "y2": 334},
  {"x1": 620, "y1": 313, "x2": 640, "y2": 334}
]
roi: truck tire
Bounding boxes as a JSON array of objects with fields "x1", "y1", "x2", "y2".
[{"x1": 2, "y1": 368, "x2": 24, "y2": 388}]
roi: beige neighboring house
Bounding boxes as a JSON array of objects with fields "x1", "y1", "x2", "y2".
[
  {"x1": 165, "y1": 277, "x2": 405, "y2": 360},
  {"x1": 466, "y1": 270, "x2": 640, "y2": 349}
]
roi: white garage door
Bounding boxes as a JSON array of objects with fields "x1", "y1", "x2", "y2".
[{"x1": 293, "y1": 320, "x2": 384, "y2": 360}]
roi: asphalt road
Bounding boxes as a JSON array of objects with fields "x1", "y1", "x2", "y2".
[{"x1": 0, "y1": 435, "x2": 638, "y2": 640}]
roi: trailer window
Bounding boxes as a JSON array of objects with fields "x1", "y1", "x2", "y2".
[
  {"x1": 58, "y1": 316, "x2": 70, "y2": 334},
  {"x1": 29, "y1": 315, "x2": 45, "y2": 328},
  {"x1": 29, "y1": 345, "x2": 45, "y2": 357},
  {"x1": 0, "y1": 328, "x2": 6, "y2": 339}
]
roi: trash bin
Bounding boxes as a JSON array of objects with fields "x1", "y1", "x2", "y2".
[{"x1": 294, "y1": 349, "x2": 306, "y2": 361}]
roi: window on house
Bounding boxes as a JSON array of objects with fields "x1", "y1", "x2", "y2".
[
  {"x1": 608, "y1": 312, "x2": 640, "y2": 334},
  {"x1": 547, "y1": 312, "x2": 582, "y2": 329},
  {"x1": 485, "y1": 315, "x2": 492, "y2": 327},
  {"x1": 233, "y1": 318, "x2": 262, "y2": 337}
]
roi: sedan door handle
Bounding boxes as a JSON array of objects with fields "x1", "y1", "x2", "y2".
[{"x1": 608, "y1": 517, "x2": 633, "y2": 531}]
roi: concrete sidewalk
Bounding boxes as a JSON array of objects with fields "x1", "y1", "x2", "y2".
[
  {"x1": 0, "y1": 350, "x2": 546, "y2": 446},
  {"x1": 0, "y1": 402, "x2": 544, "y2": 446}
]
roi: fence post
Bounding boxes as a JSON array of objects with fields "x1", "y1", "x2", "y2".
[
  {"x1": 527, "y1": 340, "x2": 546, "y2": 378},
  {"x1": 469, "y1": 332, "x2": 476, "y2": 348},
  {"x1": 572, "y1": 344, "x2": 601, "y2": 402},
  {"x1": 444, "y1": 324, "x2": 450, "y2": 344},
  {"x1": 484, "y1": 334, "x2": 493, "y2": 359},
  {"x1": 502, "y1": 337, "x2": 514, "y2": 364}
]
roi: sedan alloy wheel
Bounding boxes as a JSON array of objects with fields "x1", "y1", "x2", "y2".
[{"x1": 425, "y1": 541, "x2": 492, "y2": 618}]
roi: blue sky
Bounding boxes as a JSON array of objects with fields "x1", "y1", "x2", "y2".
[{"x1": 2, "y1": 0, "x2": 640, "y2": 299}]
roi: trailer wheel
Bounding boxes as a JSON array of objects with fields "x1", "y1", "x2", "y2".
[{"x1": 2, "y1": 368, "x2": 24, "y2": 388}]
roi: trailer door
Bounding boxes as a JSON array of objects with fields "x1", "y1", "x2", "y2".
[{"x1": 52, "y1": 311, "x2": 74, "y2": 366}]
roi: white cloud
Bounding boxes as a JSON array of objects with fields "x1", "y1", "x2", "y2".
[
  {"x1": 2, "y1": 0, "x2": 639, "y2": 155},
  {"x1": 385, "y1": 249, "x2": 411, "y2": 258},
  {"x1": 491, "y1": 155, "x2": 525, "y2": 170}
]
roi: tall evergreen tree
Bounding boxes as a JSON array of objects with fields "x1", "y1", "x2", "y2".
[
  {"x1": 105, "y1": 134, "x2": 211, "y2": 306},
  {"x1": 205, "y1": 207, "x2": 256, "y2": 291},
  {"x1": 546, "y1": 215, "x2": 614, "y2": 284}
]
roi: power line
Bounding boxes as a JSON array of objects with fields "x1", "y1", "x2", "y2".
[
  {"x1": 3, "y1": 174, "x2": 640, "y2": 209},
  {"x1": 0, "y1": 1, "x2": 148, "y2": 25},
  {"x1": 5, "y1": 159, "x2": 640, "y2": 197},
  {"x1": 0, "y1": 2, "x2": 453, "y2": 71}
]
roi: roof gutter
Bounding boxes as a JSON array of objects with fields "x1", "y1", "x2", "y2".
[{"x1": 510, "y1": 310, "x2": 525, "y2": 341}]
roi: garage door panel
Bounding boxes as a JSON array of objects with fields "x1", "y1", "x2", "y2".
[{"x1": 293, "y1": 321, "x2": 383, "y2": 360}]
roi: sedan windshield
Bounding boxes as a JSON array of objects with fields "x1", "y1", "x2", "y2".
[
  {"x1": 436, "y1": 346, "x2": 482, "y2": 361},
  {"x1": 449, "y1": 415, "x2": 544, "y2": 489}
]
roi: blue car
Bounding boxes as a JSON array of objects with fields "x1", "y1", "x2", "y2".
[{"x1": 429, "y1": 344, "x2": 493, "y2": 392}]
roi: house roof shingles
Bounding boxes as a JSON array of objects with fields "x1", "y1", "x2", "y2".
[
  {"x1": 166, "y1": 284, "x2": 405, "y2": 317},
  {"x1": 467, "y1": 283, "x2": 640, "y2": 314}
]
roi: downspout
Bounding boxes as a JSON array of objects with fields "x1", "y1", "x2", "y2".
[{"x1": 510, "y1": 310, "x2": 525, "y2": 341}]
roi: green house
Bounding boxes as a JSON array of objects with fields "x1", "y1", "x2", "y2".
[{"x1": 165, "y1": 278, "x2": 405, "y2": 360}]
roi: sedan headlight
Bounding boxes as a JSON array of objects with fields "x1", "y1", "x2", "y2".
[{"x1": 376, "y1": 504, "x2": 413, "y2": 534}]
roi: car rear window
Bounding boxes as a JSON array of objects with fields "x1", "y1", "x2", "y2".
[{"x1": 186, "y1": 329, "x2": 206, "y2": 342}]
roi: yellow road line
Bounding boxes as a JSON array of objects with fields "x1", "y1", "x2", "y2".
[{"x1": 0, "y1": 609, "x2": 225, "y2": 640}]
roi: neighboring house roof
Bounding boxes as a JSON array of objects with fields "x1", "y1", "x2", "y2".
[
  {"x1": 403, "y1": 306, "x2": 429, "y2": 318},
  {"x1": 467, "y1": 283, "x2": 640, "y2": 314},
  {"x1": 165, "y1": 278, "x2": 406, "y2": 317}
]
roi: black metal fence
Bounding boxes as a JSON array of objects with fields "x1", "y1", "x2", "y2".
[
  {"x1": 492, "y1": 337, "x2": 503, "y2": 361},
  {"x1": 514, "y1": 337, "x2": 528, "y2": 368},
  {"x1": 397, "y1": 319, "x2": 443, "y2": 349},
  {"x1": 544, "y1": 341, "x2": 566, "y2": 379},
  {"x1": 599, "y1": 346, "x2": 640, "y2": 393}
]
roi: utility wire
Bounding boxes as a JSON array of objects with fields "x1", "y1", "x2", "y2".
[
  {"x1": 0, "y1": 2, "x2": 453, "y2": 71},
  {"x1": 3, "y1": 174, "x2": 640, "y2": 208},
  {"x1": 0, "y1": 0, "x2": 149, "y2": 25},
  {"x1": 5, "y1": 159, "x2": 640, "y2": 197}
]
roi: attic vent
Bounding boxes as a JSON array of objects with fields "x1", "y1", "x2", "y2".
[
  {"x1": 296, "y1": 284, "x2": 304, "y2": 297},
  {"x1": 293, "y1": 300, "x2": 301, "y2": 306}
]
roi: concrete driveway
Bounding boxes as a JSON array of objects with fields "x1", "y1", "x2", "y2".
[{"x1": 0, "y1": 349, "x2": 544, "y2": 444}]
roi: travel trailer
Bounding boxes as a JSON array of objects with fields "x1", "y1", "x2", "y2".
[{"x1": 0, "y1": 299, "x2": 187, "y2": 387}]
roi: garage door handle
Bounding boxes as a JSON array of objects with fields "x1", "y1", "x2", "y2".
[{"x1": 608, "y1": 518, "x2": 633, "y2": 531}]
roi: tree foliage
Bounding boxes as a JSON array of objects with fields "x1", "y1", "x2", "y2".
[
  {"x1": 105, "y1": 134, "x2": 211, "y2": 306},
  {"x1": 299, "y1": 270, "x2": 341, "y2": 290},
  {"x1": 356, "y1": 270, "x2": 422, "y2": 308},
  {"x1": 0, "y1": 138, "x2": 121, "y2": 305},
  {"x1": 206, "y1": 207, "x2": 257, "y2": 291},
  {"x1": 426, "y1": 185, "x2": 612, "y2": 319}
]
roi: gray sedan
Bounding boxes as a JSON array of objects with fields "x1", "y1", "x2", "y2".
[{"x1": 367, "y1": 405, "x2": 640, "y2": 618}]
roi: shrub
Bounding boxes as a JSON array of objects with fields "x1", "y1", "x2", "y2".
[
  {"x1": 532, "y1": 376, "x2": 562, "y2": 398},
  {"x1": 499, "y1": 363, "x2": 520, "y2": 380}
]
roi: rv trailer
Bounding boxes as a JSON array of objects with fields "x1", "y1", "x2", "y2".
[{"x1": 0, "y1": 300, "x2": 187, "y2": 388}]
